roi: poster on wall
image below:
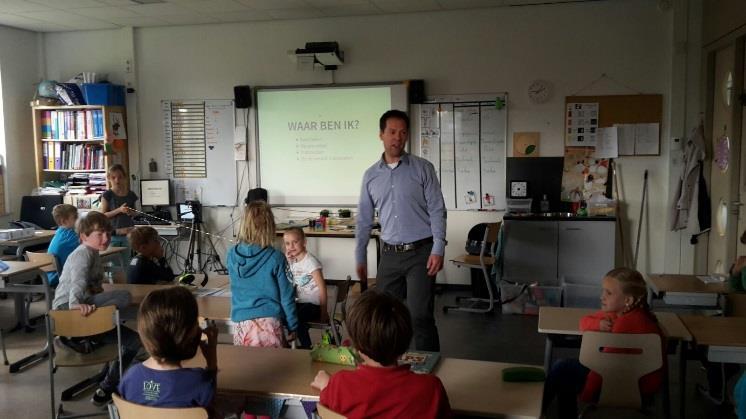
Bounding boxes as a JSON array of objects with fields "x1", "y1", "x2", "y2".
[
  {"x1": 560, "y1": 148, "x2": 610, "y2": 202},
  {"x1": 566, "y1": 103, "x2": 599, "y2": 146}
]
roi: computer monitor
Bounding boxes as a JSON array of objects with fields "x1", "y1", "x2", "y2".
[
  {"x1": 140, "y1": 179, "x2": 171, "y2": 207},
  {"x1": 178, "y1": 202, "x2": 195, "y2": 221}
]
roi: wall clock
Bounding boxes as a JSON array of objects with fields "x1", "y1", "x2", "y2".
[
  {"x1": 510, "y1": 181, "x2": 529, "y2": 198},
  {"x1": 528, "y1": 80, "x2": 552, "y2": 104}
]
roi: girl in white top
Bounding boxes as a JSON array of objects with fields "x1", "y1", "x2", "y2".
[{"x1": 283, "y1": 227, "x2": 328, "y2": 348}]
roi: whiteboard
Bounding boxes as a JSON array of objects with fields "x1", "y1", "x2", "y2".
[
  {"x1": 254, "y1": 83, "x2": 408, "y2": 206},
  {"x1": 162, "y1": 99, "x2": 238, "y2": 206},
  {"x1": 412, "y1": 94, "x2": 508, "y2": 210}
]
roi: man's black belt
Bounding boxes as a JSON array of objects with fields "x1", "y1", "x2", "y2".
[{"x1": 382, "y1": 237, "x2": 433, "y2": 253}]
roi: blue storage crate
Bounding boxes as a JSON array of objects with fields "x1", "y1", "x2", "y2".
[{"x1": 82, "y1": 83, "x2": 125, "y2": 106}]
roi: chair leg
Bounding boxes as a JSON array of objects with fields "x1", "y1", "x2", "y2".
[
  {"x1": 0, "y1": 328, "x2": 7, "y2": 365},
  {"x1": 61, "y1": 366, "x2": 107, "y2": 401}
]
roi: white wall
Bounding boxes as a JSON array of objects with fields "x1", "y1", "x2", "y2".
[
  {"x1": 0, "y1": 25, "x2": 40, "y2": 225},
  {"x1": 41, "y1": 0, "x2": 679, "y2": 283}
]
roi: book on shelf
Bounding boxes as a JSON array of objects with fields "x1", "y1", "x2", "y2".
[
  {"x1": 397, "y1": 351, "x2": 441, "y2": 374},
  {"x1": 40, "y1": 109, "x2": 104, "y2": 140},
  {"x1": 42, "y1": 143, "x2": 104, "y2": 171}
]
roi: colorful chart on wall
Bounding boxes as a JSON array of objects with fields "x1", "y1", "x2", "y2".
[
  {"x1": 566, "y1": 103, "x2": 599, "y2": 146},
  {"x1": 412, "y1": 93, "x2": 508, "y2": 210},
  {"x1": 560, "y1": 148, "x2": 610, "y2": 202}
]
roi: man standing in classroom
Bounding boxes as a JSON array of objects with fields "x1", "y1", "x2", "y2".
[{"x1": 355, "y1": 109, "x2": 447, "y2": 352}]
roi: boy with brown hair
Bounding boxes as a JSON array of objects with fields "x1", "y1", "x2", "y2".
[
  {"x1": 52, "y1": 211, "x2": 141, "y2": 407},
  {"x1": 127, "y1": 226, "x2": 174, "y2": 285},
  {"x1": 311, "y1": 290, "x2": 452, "y2": 419},
  {"x1": 46, "y1": 204, "x2": 79, "y2": 287}
]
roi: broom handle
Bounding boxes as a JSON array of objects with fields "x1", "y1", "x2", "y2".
[{"x1": 634, "y1": 170, "x2": 648, "y2": 268}]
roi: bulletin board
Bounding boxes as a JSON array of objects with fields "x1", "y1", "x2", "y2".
[
  {"x1": 565, "y1": 94, "x2": 663, "y2": 156},
  {"x1": 412, "y1": 93, "x2": 508, "y2": 211}
]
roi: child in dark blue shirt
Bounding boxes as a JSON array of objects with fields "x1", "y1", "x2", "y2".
[
  {"x1": 126, "y1": 226, "x2": 174, "y2": 285},
  {"x1": 46, "y1": 204, "x2": 80, "y2": 287},
  {"x1": 118, "y1": 286, "x2": 217, "y2": 410}
]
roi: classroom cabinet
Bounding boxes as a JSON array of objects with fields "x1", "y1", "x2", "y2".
[
  {"x1": 503, "y1": 220, "x2": 559, "y2": 285},
  {"x1": 558, "y1": 221, "x2": 615, "y2": 285},
  {"x1": 502, "y1": 219, "x2": 615, "y2": 291}
]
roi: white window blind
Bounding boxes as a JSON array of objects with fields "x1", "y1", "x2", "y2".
[{"x1": 170, "y1": 102, "x2": 207, "y2": 178}]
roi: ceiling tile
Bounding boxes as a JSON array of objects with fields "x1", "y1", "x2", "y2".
[
  {"x1": 208, "y1": 9, "x2": 271, "y2": 21},
  {"x1": 436, "y1": 0, "x2": 503, "y2": 9},
  {"x1": 0, "y1": 12, "x2": 76, "y2": 31},
  {"x1": 95, "y1": 0, "x2": 139, "y2": 5},
  {"x1": 237, "y1": 0, "x2": 309, "y2": 11},
  {"x1": 29, "y1": 0, "x2": 108, "y2": 8},
  {"x1": 267, "y1": 7, "x2": 324, "y2": 19},
  {"x1": 304, "y1": 0, "x2": 367, "y2": 7},
  {"x1": 180, "y1": 0, "x2": 251, "y2": 13},
  {"x1": 107, "y1": 14, "x2": 169, "y2": 26},
  {"x1": 319, "y1": 4, "x2": 381, "y2": 17},
  {"x1": 0, "y1": 0, "x2": 50, "y2": 13},
  {"x1": 71, "y1": 6, "x2": 140, "y2": 18},
  {"x1": 158, "y1": 13, "x2": 220, "y2": 24},
  {"x1": 372, "y1": 0, "x2": 441, "y2": 13},
  {"x1": 123, "y1": 2, "x2": 191, "y2": 15},
  {"x1": 15, "y1": 9, "x2": 118, "y2": 28}
]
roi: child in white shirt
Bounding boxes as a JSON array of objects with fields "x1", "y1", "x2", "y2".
[{"x1": 283, "y1": 227, "x2": 327, "y2": 348}]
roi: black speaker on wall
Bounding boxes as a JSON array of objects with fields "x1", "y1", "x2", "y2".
[
  {"x1": 234, "y1": 85, "x2": 252, "y2": 108},
  {"x1": 408, "y1": 79, "x2": 425, "y2": 104}
]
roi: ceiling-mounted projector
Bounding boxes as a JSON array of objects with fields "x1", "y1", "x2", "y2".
[{"x1": 292, "y1": 42, "x2": 344, "y2": 71}]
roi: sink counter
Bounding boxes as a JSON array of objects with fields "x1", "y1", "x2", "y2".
[{"x1": 503, "y1": 213, "x2": 616, "y2": 221}]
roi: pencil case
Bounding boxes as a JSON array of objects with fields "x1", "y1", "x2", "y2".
[
  {"x1": 309, "y1": 345, "x2": 359, "y2": 366},
  {"x1": 501, "y1": 366, "x2": 546, "y2": 382}
]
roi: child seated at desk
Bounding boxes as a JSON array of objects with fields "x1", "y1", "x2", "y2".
[
  {"x1": 311, "y1": 290, "x2": 452, "y2": 419},
  {"x1": 127, "y1": 226, "x2": 175, "y2": 284},
  {"x1": 542, "y1": 268, "x2": 664, "y2": 418},
  {"x1": 52, "y1": 211, "x2": 142, "y2": 407},
  {"x1": 283, "y1": 227, "x2": 327, "y2": 349},
  {"x1": 46, "y1": 204, "x2": 79, "y2": 287},
  {"x1": 118, "y1": 287, "x2": 217, "y2": 412},
  {"x1": 228, "y1": 201, "x2": 298, "y2": 348}
]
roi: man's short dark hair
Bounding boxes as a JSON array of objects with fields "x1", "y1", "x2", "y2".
[
  {"x1": 76, "y1": 211, "x2": 112, "y2": 236},
  {"x1": 138, "y1": 286, "x2": 201, "y2": 365},
  {"x1": 379, "y1": 110, "x2": 410, "y2": 132},
  {"x1": 346, "y1": 290, "x2": 412, "y2": 366}
]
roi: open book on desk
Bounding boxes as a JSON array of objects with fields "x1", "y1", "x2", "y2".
[{"x1": 398, "y1": 350, "x2": 441, "y2": 374}]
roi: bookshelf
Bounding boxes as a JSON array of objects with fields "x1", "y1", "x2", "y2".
[{"x1": 31, "y1": 105, "x2": 129, "y2": 209}]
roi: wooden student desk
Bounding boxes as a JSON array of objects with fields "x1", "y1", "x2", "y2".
[
  {"x1": 184, "y1": 345, "x2": 544, "y2": 419},
  {"x1": 537, "y1": 306, "x2": 691, "y2": 419},
  {"x1": 0, "y1": 230, "x2": 55, "y2": 260},
  {"x1": 680, "y1": 315, "x2": 746, "y2": 363},
  {"x1": 645, "y1": 274, "x2": 730, "y2": 307},
  {"x1": 537, "y1": 306, "x2": 691, "y2": 368},
  {"x1": 0, "y1": 260, "x2": 54, "y2": 373},
  {"x1": 102, "y1": 274, "x2": 230, "y2": 305}
]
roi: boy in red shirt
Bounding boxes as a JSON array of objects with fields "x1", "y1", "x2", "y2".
[{"x1": 311, "y1": 290, "x2": 452, "y2": 419}]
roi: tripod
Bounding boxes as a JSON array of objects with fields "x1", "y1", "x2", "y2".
[{"x1": 181, "y1": 202, "x2": 227, "y2": 276}]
